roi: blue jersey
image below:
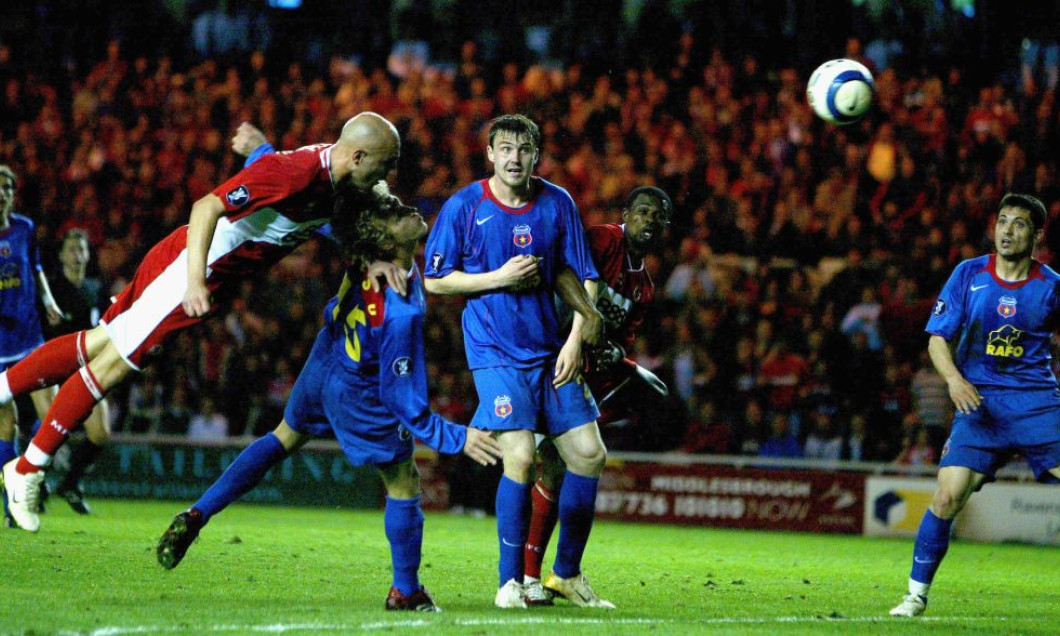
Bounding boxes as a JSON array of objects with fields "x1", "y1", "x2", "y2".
[
  {"x1": 0, "y1": 214, "x2": 45, "y2": 363},
  {"x1": 423, "y1": 177, "x2": 598, "y2": 370},
  {"x1": 926, "y1": 254, "x2": 1060, "y2": 391},
  {"x1": 313, "y1": 266, "x2": 466, "y2": 455}
]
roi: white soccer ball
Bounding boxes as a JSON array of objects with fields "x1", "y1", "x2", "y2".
[{"x1": 806, "y1": 58, "x2": 874, "y2": 125}]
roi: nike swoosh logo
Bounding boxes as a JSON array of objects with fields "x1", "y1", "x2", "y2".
[
  {"x1": 913, "y1": 557, "x2": 935, "y2": 564},
  {"x1": 971, "y1": 284, "x2": 988, "y2": 291},
  {"x1": 501, "y1": 538, "x2": 522, "y2": 547},
  {"x1": 476, "y1": 215, "x2": 495, "y2": 226}
]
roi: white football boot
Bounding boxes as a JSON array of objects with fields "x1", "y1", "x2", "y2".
[
  {"x1": 1, "y1": 459, "x2": 44, "y2": 532},
  {"x1": 494, "y1": 578, "x2": 528, "y2": 609},
  {"x1": 889, "y1": 593, "x2": 927, "y2": 617}
]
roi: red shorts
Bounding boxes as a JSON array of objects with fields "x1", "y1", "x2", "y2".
[{"x1": 101, "y1": 227, "x2": 224, "y2": 370}]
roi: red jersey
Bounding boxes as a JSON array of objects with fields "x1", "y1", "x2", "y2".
[
  {"x1": 588, "y1": 224, "x2": 653, "y2": 350},
  {"x1": 206, "y1": 143, "x2": 337, "y2": 277},
  {"x1": 100, "y1": 143, "x2": 339, "y2": 369}
]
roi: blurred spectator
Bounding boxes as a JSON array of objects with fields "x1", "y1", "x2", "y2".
[
  {"x1": 910, "y1": 350, "x2": 953, "y2": 433},
  {"x1": 803, "y1": 406, "x2": 843, "y2": 460},
  {"x1": 678, "y1": 395, "x2": 731, "y2": 454},
  {"x1": 187, "y1": 394, "x2": 229, "y2": 442},
  {"x1": 758, "y1": 412, "x2": 803, "y2": 459},
  {"x1": 894, "y1": 426, "x2": 938, "y2": 467}
]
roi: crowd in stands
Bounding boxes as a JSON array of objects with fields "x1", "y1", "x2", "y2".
[{"x1": 2, "y1": 25, "x2": 1059, "y2": 467}]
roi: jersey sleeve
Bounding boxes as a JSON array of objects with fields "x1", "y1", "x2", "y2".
[
  {"x1": 376, "y1": 299, "x2": 467, "y2": 455},
  {"x1": 559, "y1": 194, "x2": 599, "y2": 282},
  {"x1": 212, "y1": 151, "x2": 313, "y2": 217},
  {"x1": 925, "y1": 263, "x2": 967, "y2": 340},
  {"x1": 28, "y1": 219, "x2": 42, "y2": 274},
  {"x1": 243, "y1": 142, "x2": 276, "y2": 168},
  {"x1": 423, "y1": 195, "x2": 465, "y2": 278}
]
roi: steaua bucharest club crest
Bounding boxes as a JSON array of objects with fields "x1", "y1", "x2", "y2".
[
  {"x1": 494, "y1": 395, "x2": 513, "y2": 418},
  {"x1": 513, "y1": 224, "x2": 533, "y2": 248},
  {"x1": 0, "y1": 241, "x2": 11, "y2": 258},
  {"x1": 998, "y1": 296, "x2": 1017, "y2": 319}
]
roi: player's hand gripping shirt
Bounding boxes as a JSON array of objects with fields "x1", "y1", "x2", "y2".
[
  {"x1": 424, "y1": 177, "x2": 598, "y2": 370},
  {"x1": 0, "y1": 214, "x2": 44, "y2": 362},
  {"x1": 321, "y1": 266, "x2": 466, "y2": 455},
  {"x1": 926, "y1": 254, "x2": 1060, "y2": 390}
]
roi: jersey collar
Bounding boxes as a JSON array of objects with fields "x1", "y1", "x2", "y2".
[
  {"x1": 985, "y1": 253, "x2": 1043, "y2": 289},
  {"x1": 482, "y1": 177, "x2": 539, "y2": 215}
]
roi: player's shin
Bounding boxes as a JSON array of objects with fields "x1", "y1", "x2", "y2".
[
  {"x1": 15, "y1": 366, "x2": 103, "y2": 474},
  {"x1": 385, "y1": 496, "x2": 425, "y2": 596},
  {"x1": 194, "y1": 433, "x2": 288, "y2": 521},
  {"x1": 0, "y1": 332, "x2": 87, "y2": 404},
  {"x1": 524, "y1": 481, "x2": 559, "y2": 581},
  {"x1": 496, "y1": 475, "x2": 532, "y2": 586},
  {"x1": 908, "y1": 509, "x2": 953, "y2": 597},
  {"x1": 552, "y1": 471, "x2": 600, "y2": 578}
]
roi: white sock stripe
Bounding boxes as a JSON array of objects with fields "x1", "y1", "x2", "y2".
[
  {"x1": 79, "y1": 366, "x2": 104, "y2": 400},
  {"x1": 76, "y1": 330, "x2": 87, "y2": 367},
  {"x1": 25, "y1": 442, "x2": 53, "y2": 468}
]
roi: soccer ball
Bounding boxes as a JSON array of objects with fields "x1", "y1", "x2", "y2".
[{"x1": 806, "y1": 59, "x2": 874, "y2": 125}]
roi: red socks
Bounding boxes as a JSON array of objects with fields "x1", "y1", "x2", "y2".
[
  {"x1": 524, "y1": 481, "x2": 559, "y2": 580},
  {"x1": 17, "y1": 366, "x2": 104, "y2": 474},
  {"x1": 4, "y1": 331, "x2": 87, "y2": 397}
]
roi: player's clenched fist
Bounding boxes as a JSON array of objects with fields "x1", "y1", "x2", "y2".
[
  {"x1": 182, "y1": 281, "x2": 211, "y2": 317},
  {"x1": 231, "y1": 122, "x2": 268, "y2": 156}
]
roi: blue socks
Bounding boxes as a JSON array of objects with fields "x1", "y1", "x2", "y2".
[
  {"x1": 910, "y1": 509, "x2": 953, "y2": 587},
  {"x1": 553, "y1": 471, "x2": 600, "y2": 579},
  {"x1": 0, "y1": 438, "x2": 15, "y2": 468},
  {"x1": 385, "y1": 496, "x2": 425, "y2": 596},
  {"x1": 496, "y1": 475, "x2": 531, "y2": 586},
  {"x1": 194, "y1": 433, "x2": 288, "y2": 522}
]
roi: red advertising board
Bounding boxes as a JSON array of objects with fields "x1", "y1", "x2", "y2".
[{"x1": 595, "y1": 462, "x2": 865, "y2": 534}]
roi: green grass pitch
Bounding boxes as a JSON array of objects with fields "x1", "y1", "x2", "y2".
[{"x1": 1, "y1": 499, "x2": 1058, "y2": 635}]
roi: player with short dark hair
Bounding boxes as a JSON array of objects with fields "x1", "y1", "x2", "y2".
[
  {"x1": 522, "y1": 185, "x2": 672, "y2": 604},
  {"x1": 423, "y1": 114, "x2": 613, "y2": 609},
  {"x1": 0, "y1": 164, "x2": 63, "y2": 525},
  {"x1": 157, "y1": 196, "x2": 503, "y2": 612},
  {"x1": 1, "y1": 113, "x2": 407, "y2": 532},
  {"x1": 890, "y1": 193, "x2": 1060, "y2": 618},
  {"x1": 42, "y1": 229, "x2": 112, "y2": 515}
]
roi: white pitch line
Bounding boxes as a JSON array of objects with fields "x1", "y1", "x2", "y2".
[{"x1": 52, "y1": 615, "x2": 1035, "y2": 636}]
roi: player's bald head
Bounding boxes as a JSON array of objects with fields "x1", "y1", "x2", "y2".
[
  {"x1": 332, "y1": 112, "x2": 401, "y2": 192},
  {"x1": 339, "y1": 112, "x2": 400, "y2": 153}
]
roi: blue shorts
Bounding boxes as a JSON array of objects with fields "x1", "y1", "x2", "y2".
[
  {"x1": 285, "y1": 332, "x2": 413, "y2": 467},
  {"x1": 940, "y1": 388, "x2": 1060, "y2": 481},
  {"x1": 471, "y1": 363, "x2": 599, "y2": 436}
]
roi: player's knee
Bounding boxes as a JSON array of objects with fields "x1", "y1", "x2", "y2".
[
  {"x1": 930, "y1": 488, "x2": 965, "y2": 519},
  {"x1": 564, "y1": 440, "x2": 607, "y2": 476},
  {"x1": 504, "y1": 447, "x2": 536, "y2": 481},
  {"x1": 0, "y1": 403, "x2": 15, "y2": 438},
  {"x1": 380, "y1": 460, "x2": 421, "y2": 498}
]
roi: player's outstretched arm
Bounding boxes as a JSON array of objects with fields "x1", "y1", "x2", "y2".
[
  {"x1": 462, "y1": 428, "x2": 503, "y2": 466},
  {"x1": 183, "y1": 194, "x2": 227, "y2": 317},
  {"x1": 927, "y1": 334, "x2": 981, "y2": 414}
]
